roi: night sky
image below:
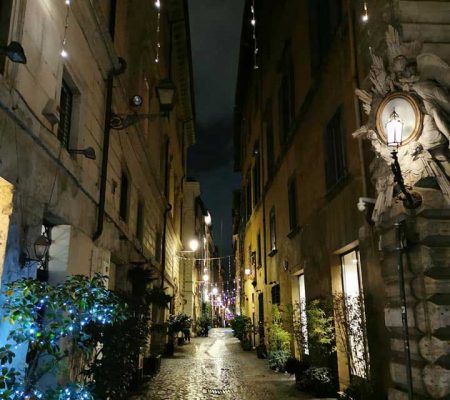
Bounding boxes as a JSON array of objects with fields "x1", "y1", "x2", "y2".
[{"x1": 187, "y1": 1, "x2": 244, "y2": 255}]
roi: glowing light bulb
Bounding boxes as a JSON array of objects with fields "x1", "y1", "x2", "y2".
[
  {"x1": 155, "y1": 0, "x2": 161, "y2": 8},
  {"x1": 65, "y1": 0, "x2": 71, "y2": 4},
  {"x1": 362, "y1": 2, "x2": 369, "y2": 22},
  {"x1": 61, "y1": 48, "x2": 68, "y2": 58}
]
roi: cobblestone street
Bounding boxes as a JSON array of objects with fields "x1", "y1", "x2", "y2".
[{"x1": 131, "y1": 328, "x2": 313, "y2": 400}]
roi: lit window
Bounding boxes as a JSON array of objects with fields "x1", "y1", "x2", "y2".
[
  {"x1": 299, "y1": 274, "x2": 309, "y2": 355},
  {"x1": 340, "y1": 249, "x2": 369, "y2": 378}
]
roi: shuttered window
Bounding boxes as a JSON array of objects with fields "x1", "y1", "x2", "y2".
[
  {"x1": 288, "y1": 175, "x2": 298, "y2": 231},
  {"x1": 119, "y1": 171, "x2": 129, "y2": 221},
  {"x1": 136, "y1": 200, "x2": 144, "y2": 243},
  {"x1": 271, "y1": 284, "x2": 281, "y2": 305},
  {"x1": 324, "y1": 107, "x2": 346, "y2": 191},
  {"x1": 58, "y1": 80, "x2": 73, "y2": 149}
]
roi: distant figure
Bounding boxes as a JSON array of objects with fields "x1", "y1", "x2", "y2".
[{"x1": 184, "y1": 328, "x2": 191, "y2": 343}]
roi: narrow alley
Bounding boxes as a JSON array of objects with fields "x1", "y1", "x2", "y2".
[{"x1": 132, "y1": 329, "x2": 312, "y2": 400}]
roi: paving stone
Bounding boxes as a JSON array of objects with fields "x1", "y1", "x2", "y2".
[{"x1": 130, "y1": 328, "x2": 313, "y2": 400}]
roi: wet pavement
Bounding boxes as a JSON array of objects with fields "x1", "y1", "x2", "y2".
[{"x1": 131, "y1": 328, "x2": 313, "y2": 400}]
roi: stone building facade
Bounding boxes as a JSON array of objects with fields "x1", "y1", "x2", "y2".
[
  {"x1": 234, "y1": 0, "x2": 450, "y2": 398},
  {"x1": 0, "y1": 0, "x2": 195, "y2": 374}
]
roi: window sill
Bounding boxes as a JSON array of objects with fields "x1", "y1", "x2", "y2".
[
  {"x1": 268, "y1": 249, "x2": 278, "y2": 257},
  {"x1": 287, "y1": 226, "x2": 300, "y2": 239}
]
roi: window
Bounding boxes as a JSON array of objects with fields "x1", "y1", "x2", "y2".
[
  {"x1": 0, "y1": 1, "x2": 13, "y2": 73},
  {"x1": 155, "y1": 231, "x2": 162, "y2": 262},
  {"x1": 288, "y1": 175, "x2": 298, "y2": 233},
  {"x1": 119, "y1": 171, "x2": 129, "y2": 221},
  {"x1": 136, "y1": 200, "x2": 144, "y2": 243},
  {"x1": 269, "y1": 207, "x2": 277, "y2": 254},
  {"x1": 58, "y1": 79, "x2": 74, "y2": 149},
  {"x1": 278, "y1": 46, "x2": 295, "y2": 144},
  {"x1": 324, "y1": 107, "x2": 346, "y2": 191},
  {"x1": 308, "y1": 0, "x2": 343, "y2": 71},
  {"x1": 271, "y1": 284, "x2": 280, "y2": 305},
  {"x1": 252, "y1": 143, "x2": 261, "y2": 206},
  {"x1": 340, "y1": 249, "x2": 369, "y2": 378},
  {"x1": 257, "y1": 233, "x2": 262, "y2": 268},
  {"x1": 265, "y1": 113, "x2": 275, "y2": 179},
  {"x1": 37, "y1": 223, "x2": 52, "y2": 283},
  {"x1": 245, "y1": 172, "x2": 252, "y2": 222},
  {"x1": 298, "y1": 274, "x2": 309, "y2": 355}
]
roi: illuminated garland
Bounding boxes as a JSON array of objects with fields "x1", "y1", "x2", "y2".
[
  {"x1": 362, "y1": 2, "x2": 369, "y2": 22},
  {"x1": 61, "y1": 0, "x2": 71, "y2": 58},
  {"x1": 251, "y1": 0, "x2": 258, "y2": 70},
  {"x1": 155, "y1": 0, "x2": 161, "y2": 63}
]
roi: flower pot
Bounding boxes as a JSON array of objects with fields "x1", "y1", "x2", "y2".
[{"x1": 143, "y1": 354, "x2": 162, "y2": 376}]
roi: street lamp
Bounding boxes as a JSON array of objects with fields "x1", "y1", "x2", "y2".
[
  {"x1": 204, "y1": 212, "x2": 212, "y2": 226},
  {"x1": 0, "y1": 41, "x2": 27, "y2": 64},
  {"x1": 212, "y1": 287, "x2": 218, "y2": 295},
  {"x1": 68, "y1": 147, "x2": 96, "y2": 160},
  {"x1": 386, "y1": 108, "x2": 403, "y2": 147},
  {"x1": 203, "y1": 274, "x2": 209, "y2": 282},
  {"x1": 20, "y1": 234, "x2": 51, "y2": 266},
  {"x1": 189, "y1": 239, "x2": 199, "y2": 252},
  {"x1": 110, "y1": 78, "x2": 176, "y2": 130}
]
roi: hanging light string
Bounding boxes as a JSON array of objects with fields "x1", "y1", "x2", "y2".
[
  {"x1": 155, "y1": 0, "x2": 161, "y2": 63},
  {"x1": 362, "y1": 1, "x2": 369, "y2": 22},
  {"x1": 61, "y1": 0, "x2": 71, "y2": 58},
  {"x1": 251, "y1": 0, "x2": 259, "y2": 69}
]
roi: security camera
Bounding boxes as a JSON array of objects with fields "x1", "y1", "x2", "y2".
[{"x1": 357, "y1": 197, "x2": 376, "y2": 212}]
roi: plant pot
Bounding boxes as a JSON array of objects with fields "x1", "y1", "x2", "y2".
[
  {"x1": 165, "y1": 340, "x2": 174, "y2": 356},
  {"x1": 143, "y1": 355, "x2": 162, "y2": 376},
  {"x1": 256, "y1": 344, "x2": 267, "y2": 359},
  {"x1": 241, "y1": 340, "x2": 252, "y2": 351}
]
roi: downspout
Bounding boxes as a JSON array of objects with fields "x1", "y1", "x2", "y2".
[
  {"x1": 160, "y1": 138, "x2": 172, "y2": 289},
  {"x1": 347, "y1": 0, "x2": 368, "y2": 197},
  {"x1": 93, "y1": 2, "x2": 124, "y2": 242},
  {"x1": 93, "y1": 60, "x2": 126, "y2": 241}
]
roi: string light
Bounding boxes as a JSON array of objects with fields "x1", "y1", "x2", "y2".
[
  {"x1": 155, "y1": 0, "x2": 161, "y2": 63},
  {"x1": 61, "y1": 0, "x2": 71, "y2": 58},
  {"x1": 362, "y1": 2, "x2": 369, "y2": 22},
  {"x1": 250, "y1": 0, "x2": 259, "y2": 70}
]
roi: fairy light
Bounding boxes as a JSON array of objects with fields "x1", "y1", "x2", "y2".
[
  {"x1": 362, "y1": 2, "x2": 369, "y2": 22},
  {"x1": 155, "y1": 0, "x2": 161, "y2": 63},
  {"x1": 250, "y1": 0, "x2": 259, "y2": 70},
  {"x1": 61, "y1": 0, "x2": 71, "y2": 58}
]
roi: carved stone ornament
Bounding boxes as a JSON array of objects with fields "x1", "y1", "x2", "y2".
[{"x1": 353, "y1": 26, "x2": 450, "y2": 222}]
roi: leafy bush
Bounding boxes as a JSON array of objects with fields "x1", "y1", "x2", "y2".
[
  {"x1": 1, "y1": 274, "x2": 126, "y2": 398},
  {"x1": 340, "y1": 379, "x2": 377, "y2": 400},
  {"x1": 297, "y1": 366, "x2": 336, "y2": 397},
  {"x1": 167, "y1": 313, "x2": 192, "y2": 337},
  {"x1": 268, "y1": 349, "x2": 291, "y2": 372},
  {"x1": 230, "y1": 315, "x2": 252, "y2": 342}
]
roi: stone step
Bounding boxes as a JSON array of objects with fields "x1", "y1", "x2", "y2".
[{"x1": 399, "y1": 1, "x2": 450, "y2": 24}]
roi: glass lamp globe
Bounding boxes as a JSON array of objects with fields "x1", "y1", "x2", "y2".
[
  {"x1": 203, "y1": 274, "x2": 209, "y2": 282},
  {"x1": 212, "y1": 287, "x2": 218, "y2": 295},
  {"x1": 34, "y1": 234, "x2": 50, "y2": 261},
  {"x1": 386, "y1": 109, "x2": 403, "y2": 147},
  {"x1": 189, "y1": 239, "x2": 199, "y2": 252},
  {"x1": 244, "y1": 268, "x2": 251, "y2": 276},
  {"x1": 156, "y1": 78, "x2": 176, "y2": 113}
]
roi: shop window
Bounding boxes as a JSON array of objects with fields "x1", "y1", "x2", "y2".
[
  {"x1": 324, "y1": 107, "x2": 346, "y2": 191},
  {"x1": 298, "y1": 274, "x2": 309, "y2": 355},
  {"x1": 271, "y1": 284, "x2": 280, "y2": 305},
  {"x1": 269, "y1": 207, "x2": 277, "y2": 254},
  {"x1": 119, "y1": 170, "x2": 129, "y2": 221},
  {"x1": 340, "y1": 249, "x2": 369, "y2": 378}
]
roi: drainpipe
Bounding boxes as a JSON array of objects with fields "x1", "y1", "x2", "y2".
[
  {"x1": 160, "y1": 138, "x2": 172, "y2": 289},
  {"x1": 347, "y1": 0, "x2": 368, "y2": 197},
  {"x1": 93, "y1": 59, "x2": 126, "y2": 242}
]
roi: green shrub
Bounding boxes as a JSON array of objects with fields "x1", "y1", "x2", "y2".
[
  {"x1": 268, "y1": 350, "x2": 291, "y2": 372},
  {"x1": 340, "y1": 379, "x2": 377, "y2": 400},
  {"x1": 297, "y1": 366, "x2": 336, "y2": 397},
  {"x1": 230, "y1": 315, "x2": 252, "y2": 342}
]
